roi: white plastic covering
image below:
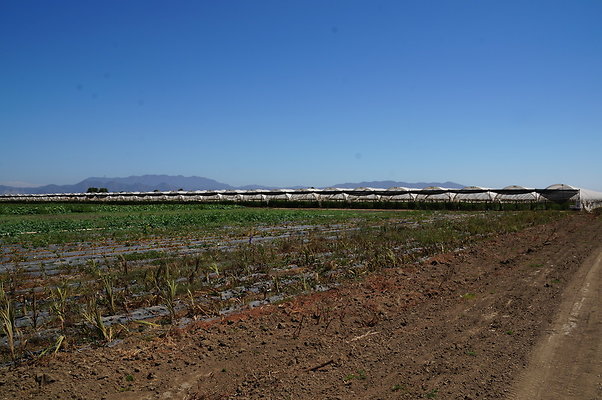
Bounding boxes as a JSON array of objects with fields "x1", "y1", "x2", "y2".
[
  {"x1": 265, "y1": 190, "x2": 292, "y2": 201},
  {"x1": 577, "y1": 188, "x2": 602, "y2": 212},
  {"x1": 389, "y1": 193, "x2": 416, "y2": 201},
  {"x1": 494, "y1": 186, "x2": 539, "y2": 203},
  {"x1": 2, "y1": 184, "x2": 602, "y2": 210},
  {"x1": 320, "y1": 189, "x2": 349, "y2": 202},
  {"x1": 415, "y1": 187, "x2": 454, "y2": 202},
  {"x1": 455, "y1": 187, "x2": 495, "y2": 202}
]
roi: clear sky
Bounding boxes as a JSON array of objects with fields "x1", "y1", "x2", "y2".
[{"x1": 1, "y1": 1, "x2": 601, "y2": 190}]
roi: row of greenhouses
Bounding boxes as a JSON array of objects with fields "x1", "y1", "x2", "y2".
[{"x1": 2, "y1": 184, "x2": 602, "y2": 211}]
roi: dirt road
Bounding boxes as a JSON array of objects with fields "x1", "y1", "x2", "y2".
[{"x1": 509, "y1": 242, "x2": 602, "y2": 400}]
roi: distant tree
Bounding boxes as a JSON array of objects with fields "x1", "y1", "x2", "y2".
[
  {"x1": 86, "y1": 187, "x2": 99, "y2": 193},
  {"x1": 98, "y1": 188, "x2": 109, "y2": 193}
]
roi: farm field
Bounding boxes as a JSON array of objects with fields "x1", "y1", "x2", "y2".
[{"x1": 0, "y1": 204, "x2": 601, "y2": 399}]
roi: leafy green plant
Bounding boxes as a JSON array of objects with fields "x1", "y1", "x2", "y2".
[
  {"x1": 272, "y1": 276, "x2": 281, "y2": 294},
  {"x1": 343, "y1": 369, "x2": 367, "y2": 382},
  {"x1": 162, "y1": 280, "x2": 178, "y2": 323},
  {"x1": 391, "y1": 383, "x2": 405, "y2": 392},
  {"x1": 82, "y1": 297, "x2": 114, "y2": 342},
  {"x1": 38, "y1": 335, "x2": 65, "y2": 358},
  {"x1": 209, "y1": 262, "x2": 220, "y2": 278},
  {"x1": 50, "y1": 286, "x2": 69, "y2": 331},
  {"x1": 101, "y1": 275, "x2": 116, "y2": 314},
  {"x1": 85, "y1": 259, "x2": 101, "y2": 277}
]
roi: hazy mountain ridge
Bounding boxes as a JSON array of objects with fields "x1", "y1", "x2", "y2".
[
  {"x1": 0, "y1": 175, "x2": 234, "y2": 194},
  {"x1": 332, "y1": 180, "x2": 465, "y2": 189},
  {"x1": 0, "y1": 175, "x2": 465, "y2": 194}
]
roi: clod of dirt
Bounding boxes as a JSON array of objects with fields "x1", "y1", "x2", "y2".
[{"x1": 34, "y1": 373, "x2": 57, "y2": 387}]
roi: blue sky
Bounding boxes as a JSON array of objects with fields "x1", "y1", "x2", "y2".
[{"x1": 1, "y1": 1, "x2": 601, "y2": 190}]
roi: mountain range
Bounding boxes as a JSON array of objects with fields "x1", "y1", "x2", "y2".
[{"x1": 0, "y1": 175, "x2": 465, "y2": 194}]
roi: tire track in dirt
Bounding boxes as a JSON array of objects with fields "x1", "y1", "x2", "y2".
[{"x1": 508, "y1": 241, "x2": 602, "y2": 399}]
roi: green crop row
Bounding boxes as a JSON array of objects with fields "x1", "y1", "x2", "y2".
[
  {"x1": 0, "y1": 204, "x2": 414, "y2": 245},
  {"x1": 0, "y1": 203, "x2": 239, "y2": 216}
]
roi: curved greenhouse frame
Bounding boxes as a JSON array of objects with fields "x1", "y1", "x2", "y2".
[{"x1": 2, "y1": 184, "x2": 602, "y2": 211}]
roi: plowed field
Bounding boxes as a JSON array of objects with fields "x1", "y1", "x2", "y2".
[{"x1": 1, "y1": 211, "x2": 600, "y2": 399}]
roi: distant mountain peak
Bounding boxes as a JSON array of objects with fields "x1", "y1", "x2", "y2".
[
  {"x1": 331, "y1": 180, "x2": 465, "y2": 189},
  {"x1": 0, "y1": 175, "x2": 466, "y2": 194}
]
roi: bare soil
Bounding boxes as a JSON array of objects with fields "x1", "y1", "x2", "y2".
[
  {"x1": 509, "y1": 220, "x2": 602, "y2": 400},
  {"x1": 2, "y1": 212, "x2": 601, "y2": 400}
]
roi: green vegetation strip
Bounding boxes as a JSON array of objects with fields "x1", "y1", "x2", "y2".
[{"x1": 0, "y1": 203, "x2": 410, "y2": 245}]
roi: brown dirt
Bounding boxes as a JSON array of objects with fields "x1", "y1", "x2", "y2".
[
  {"x1": 508, "y1": 221, "x2": 602, "y2": 400},
  {"x1": 2, "y1": 212, "x2": 601, "y2": 400}
]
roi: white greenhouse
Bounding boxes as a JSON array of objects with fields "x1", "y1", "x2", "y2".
[{"x1": 2, "y1": 184, "x2": 602, "y2": 211}]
